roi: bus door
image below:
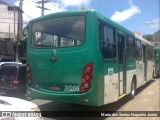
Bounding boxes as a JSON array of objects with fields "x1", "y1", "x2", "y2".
[
  {"x1": 118, "y1": 34, "x2": 126, "y2": 96},
  {"x1": 143, "y1": 45, "x2": 147, "y2": 81},
  {"x1": 154, "y1": 49, "x2": 157, "y2": 76}
]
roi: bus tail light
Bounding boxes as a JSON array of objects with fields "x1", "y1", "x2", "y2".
[
  {"x1": 80, "y1": 63, "x2": 93, "y2": 92},
  {"x1": 26, "y1": 64, "x2": 32, "y2": 86}
]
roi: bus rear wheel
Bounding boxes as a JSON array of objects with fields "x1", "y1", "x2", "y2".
[
  {"x1": 152, "y1": 70, "x2": 155, "y2": 78},
  {"x1": 129, "y1": 80, "x2": 136, "y2": 99}
]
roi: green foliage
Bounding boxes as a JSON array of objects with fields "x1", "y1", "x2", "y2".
[{"x1": 19, "y1": 27, "x2": 28, "y2": 41}]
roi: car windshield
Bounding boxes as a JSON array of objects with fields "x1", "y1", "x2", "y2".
[
  {"x1": 0, "y1": 67, "x2": 17, "y2": 78},
  {"x1": 18, "y1": 66, "x2": 26, "y2": 84}
]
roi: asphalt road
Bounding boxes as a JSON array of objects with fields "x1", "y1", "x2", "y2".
[{"x1": 31, "y1": 78, "x2": 160, "y2": 120}]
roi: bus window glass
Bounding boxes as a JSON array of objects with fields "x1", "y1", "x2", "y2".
[
  {"x1": 32, "y1": 16, "x2": 85, "y2": 48},
  {"x1": 135, "y1": 39, "x2": 142, "y2": 60},
  {"x1": 147, "y1": 46, "x2": 152, "y2": 60},
  {"x1": 104, "y1": 26, "x2": 114, "y2": 44},
  {"x1": 136, "y1": 39, "x2": 141, "y2": 49},
  {"x1": 127, "y1": 37, "x2": 134, "y2": 48},
  {"x1": 127, "y1": 36, "x2": 135, "y2": 60},
  {"x1": 150, "y1": 47, "x2": 154, "y2": 60},
  {"x1": 99, "y1": 23, "x2": 116, "y2": 59}
]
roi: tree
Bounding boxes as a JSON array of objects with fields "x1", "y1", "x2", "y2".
[
  {"x1": 19, "y1": 27, "x2": 28, "y2": 42},
  {"x1": 143, "y1": 34, "x2": 154, "y2": 42},
  {"x1": 16, "y1": 27, "x2": 27, "y2": 63}
]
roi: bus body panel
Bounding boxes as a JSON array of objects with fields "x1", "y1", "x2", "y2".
[
  {"x1": 27, "y1": 47, "x2": 88, "y2": 92},
  {"x1": 27, "y1": 11, "x2": 104, "y2": 106}
]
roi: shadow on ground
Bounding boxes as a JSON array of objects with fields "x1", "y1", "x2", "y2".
[{"x1": 36, "y1": 79, "x2": 158, "y2": 120}]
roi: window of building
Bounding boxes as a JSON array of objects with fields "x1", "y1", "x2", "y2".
[{"x1": 154, "y1": 43, "x2": 159, "y2": 47}]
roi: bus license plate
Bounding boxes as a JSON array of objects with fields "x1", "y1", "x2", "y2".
[{"x1": 49, "y1": 86, "x2": 61, "y2": 91}]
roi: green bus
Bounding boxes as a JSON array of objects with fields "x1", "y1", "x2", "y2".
[
  {"x1": 26, "y1": 10, "x2": 155, "y2": 106},
  {"x1": 155, "y1": 48, "x2": 160, "y2": 77}
]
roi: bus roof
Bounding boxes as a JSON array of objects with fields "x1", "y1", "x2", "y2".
[
  {"x1": 29, "y1": 10, "x2": 133, "y2": 35},
  {"x1": 135, "y1": 33, "x2": 153, "y2": 46},
  {"x1": 95, "y1": 11, "x2": 134, "y2": 36},
  {"x1": 29, "y1": 10, "x2": 91, "y2": 23}
]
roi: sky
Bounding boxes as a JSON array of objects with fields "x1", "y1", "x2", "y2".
[{"x1": 1, "y1": 0, "x2": 159, "y2": 35}]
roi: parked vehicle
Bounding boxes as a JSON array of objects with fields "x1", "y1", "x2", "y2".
[
  {"x1": 0, "y1": 62, "x2": 22, "y2": 66},
  {"x1": 0, "y1": 95, "x2": 43, "y2": 120},
  {"x1": 0, "y1": 63, "x2": 26, "y2": 98}
]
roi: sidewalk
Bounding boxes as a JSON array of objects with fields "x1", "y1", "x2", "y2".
[{"x1": 106, "y1": 79, "x2": 160, "y2": 120}]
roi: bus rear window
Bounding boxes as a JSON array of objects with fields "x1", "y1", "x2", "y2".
[{"x1": 32, "y1": 15, "x2": 85, "y2": 48}]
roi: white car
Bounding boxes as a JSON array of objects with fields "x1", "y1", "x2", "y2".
[
  {"x1": 0, "y1": 96, "x2": 43, "y2": 120},
  {"x1": 0, "y1": 62, "x2": 22, "y2": 66}
]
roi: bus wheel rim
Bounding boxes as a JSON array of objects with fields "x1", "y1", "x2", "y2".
[{"x1": 131, "y1": 83, "x2": 135, "y2": 96}]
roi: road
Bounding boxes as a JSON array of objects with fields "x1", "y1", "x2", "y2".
[{"x1": 31, "y1": 78, "x2": 160, "y2": 120}]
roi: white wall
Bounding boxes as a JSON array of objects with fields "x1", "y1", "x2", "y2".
[{"x1": 0, "y1": 4, "x2": 18, "y2": 39}]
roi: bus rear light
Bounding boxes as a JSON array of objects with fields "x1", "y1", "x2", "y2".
[
  {"x1": 84, "y1": 82, "x2": 90, "y2": 88},
  {"x1": 85, "y1": 67, "x2": 91, "y2": 73},
  {"x1": 80, "y1": 63, "x2": 93, "y2": 92},
  {"x1": 26, "y1": 64, "x2": 33, "y2": 86},
  {"x1": 84, "y1": 75, "x2": 90, "y2": 81}
]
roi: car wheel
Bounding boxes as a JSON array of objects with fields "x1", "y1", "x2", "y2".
[{"x1": 25, "y1": 93, "x2": 33, "y2": 101}]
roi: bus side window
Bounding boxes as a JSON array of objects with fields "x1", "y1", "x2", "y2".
[
  {"x1": 147, "y1": 46, "x2": 152, "y2": 60},
  {"x1": 135, "y1": 39, "x2": 142, "y2": 60},
  {"x1": 127, "y1": 36, "x2": 135, "y2": 60},
  {"x1": 99, "y1": 23, "x2": 116, "y2": 59}
]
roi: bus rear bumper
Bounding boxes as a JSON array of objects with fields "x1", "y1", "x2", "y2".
[{"x1": 27, "y1": 87, "x2": 101, "y2": 106}]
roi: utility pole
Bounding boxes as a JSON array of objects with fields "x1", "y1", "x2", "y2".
[
  {"x1": 14, "y1": 5, "x2": 16, "y2": 42},
  {"x1": 16, "y1": 0, "x2": 23, "y2": 62},
  {"x1": 42, "y1": 0, "x2": 44, "y2": 16},
  {"x1": 35, "y1": 0, "x2": 51, "y2": 16},
  {"x1": 9, "y1": 24, "x2": 10, "y2": 41},
  {"x1": 19, "y1": 0, "x2": 23, "y2": 32}
]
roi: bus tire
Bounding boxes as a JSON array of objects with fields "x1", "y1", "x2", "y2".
[
  {"x1": 129, "y1": 79, "x2": 136, "y2": 99},
  {"x1": 152, "y1": 70, "x2": 155, "y2": 79}
]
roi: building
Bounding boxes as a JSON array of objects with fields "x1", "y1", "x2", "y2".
[
  {"x1": 143, "y1": 30, "x2": 160, "y2": 48},
  {"x1": 0, "y1": 1, "x2": 23, "y2": 41},
  {"x1": 152, "y1": 30, "x2": 160, "y2": 48},
  {"x1": 134, "y1": 31, "x2": 141, "y2": 36}
]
